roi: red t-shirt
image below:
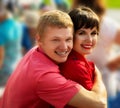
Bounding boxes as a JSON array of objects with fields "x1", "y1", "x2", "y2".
[
  {"x1": 60, "y1": 50, "x2": 95, "y2": 90},
  {"x1": 1, "y1": 47, "x2": 80, "y2": 108},
  {"x1": 60, "y1": 50, "x2": 95, "y2": 108}
]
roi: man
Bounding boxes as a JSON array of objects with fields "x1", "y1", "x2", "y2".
[{"x1": 1, "y1": 10, "x2": 107, "y2": 108}]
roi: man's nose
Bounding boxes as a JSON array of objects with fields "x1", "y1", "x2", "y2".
[{"x1": 59, "y1": 41, "x2": 68, "y2": 50}]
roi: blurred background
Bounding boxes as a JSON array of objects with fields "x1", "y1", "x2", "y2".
[
  {"x1": 1, "y1": 0, "x2": 120, "y2": 20},
  {"x1": 2, "y1": 0, "x2": 120, "y2": 22},
  {"x1": 0, "y1": 0, "x2": 120, "y2": 108}
]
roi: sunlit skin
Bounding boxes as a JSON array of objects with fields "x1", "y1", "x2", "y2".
[
  {"x1": 37, "y1": 26, "x2": 73, "y2": 64},
  {"x1": 73, "y1": 27, "x2": 98, "y2": 56}
]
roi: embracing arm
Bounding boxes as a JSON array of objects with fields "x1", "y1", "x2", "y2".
[{"x1": 68, "y1": 66, "x2": 107, "y2": 108}]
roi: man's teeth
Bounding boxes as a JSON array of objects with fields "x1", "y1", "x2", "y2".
[{"x1": 56, "y1": 51, "x2": 67, "y2": 55}]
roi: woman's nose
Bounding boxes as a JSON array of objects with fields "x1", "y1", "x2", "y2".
[{"x1": 86, "y1": 35, "x2": 93, "y2": 41}]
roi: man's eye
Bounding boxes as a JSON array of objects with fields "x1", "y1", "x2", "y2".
[
  {"x1": 66, "y1": 38, "x2": 72, "y2": 42},
  {"x1": 52, "y1": 39, "x2": 59, "y2": 41}
]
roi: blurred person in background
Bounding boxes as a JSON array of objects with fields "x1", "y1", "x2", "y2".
[
  {"x1": 2, "y1": 0, "x2": 18, "y2": 17},
  {"x1": 0, "y1": 1, "x2": 22, "y2": 95},
  {"x1": 5, "y1": 0, "x2": 17, "y2": 13},
  {"x1": 21, "y1": 11, "x2": 39, "y2": 55},
  {"x1": 71, "y1": 0, "x2": 120, "y2": 108},
  {"x1": 54, "y1": 0, "x2": 70, "y2": 12},
  {"x1": 39, "y1": 0, "x2": 56, "y2": 13}
]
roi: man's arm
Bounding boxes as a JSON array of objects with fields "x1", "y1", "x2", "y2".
[{"x1": 68, "y1": 66, "x2": 107, "y2": 108}]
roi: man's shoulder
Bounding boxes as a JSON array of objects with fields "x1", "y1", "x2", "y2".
[{"x1": 26, "y1": 46, "x2": 59, "y2": 71}]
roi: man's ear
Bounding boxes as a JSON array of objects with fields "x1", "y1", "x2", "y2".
[
  {"x1": 36, "y1": 33, "x2": 41, "y2": 42},
  {"x1": 35, "y1": 34, "x2": 42, "y2": 46}
]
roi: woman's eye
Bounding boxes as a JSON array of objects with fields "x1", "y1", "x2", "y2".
[
  {"x1": 79, "y1": 32, "x2": 84, "y2": 35},
  {"x1": 91, "y1": 32, "x2": 98, "y2": 36}
]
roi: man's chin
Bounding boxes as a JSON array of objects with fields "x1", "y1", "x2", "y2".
[{"x1": 56, "y1": 58, "x2": 67, "y2": 64}]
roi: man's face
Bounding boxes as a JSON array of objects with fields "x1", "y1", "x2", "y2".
[{"x1": 38, "y1": 26, "x2": 73, "y2": 63}]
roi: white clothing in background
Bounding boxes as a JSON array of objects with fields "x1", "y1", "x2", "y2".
[{"x1": 87, "y1": 16, "x2": 120, "y2": 97}]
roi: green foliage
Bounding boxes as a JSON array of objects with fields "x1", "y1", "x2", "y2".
[{"x1": 107, "y1": 0, "x2": 120, "y2": 8}]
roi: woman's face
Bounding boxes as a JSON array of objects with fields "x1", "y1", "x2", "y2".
[{"x1": 73, "y1": 27, "x2": 98, "y2": 56}]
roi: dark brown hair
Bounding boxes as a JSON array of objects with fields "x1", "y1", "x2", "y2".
[{"x1": 69, "y1": 6, "x2": 100, "y2": 32}]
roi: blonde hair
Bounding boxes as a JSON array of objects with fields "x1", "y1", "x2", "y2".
[{"x1": 37, "y1": 10, "x2": 73, "y2": 37}]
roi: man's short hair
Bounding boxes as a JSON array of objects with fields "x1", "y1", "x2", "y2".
[{"x1": 37, "y1": 10, "x2": 73, "y2": 37}]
